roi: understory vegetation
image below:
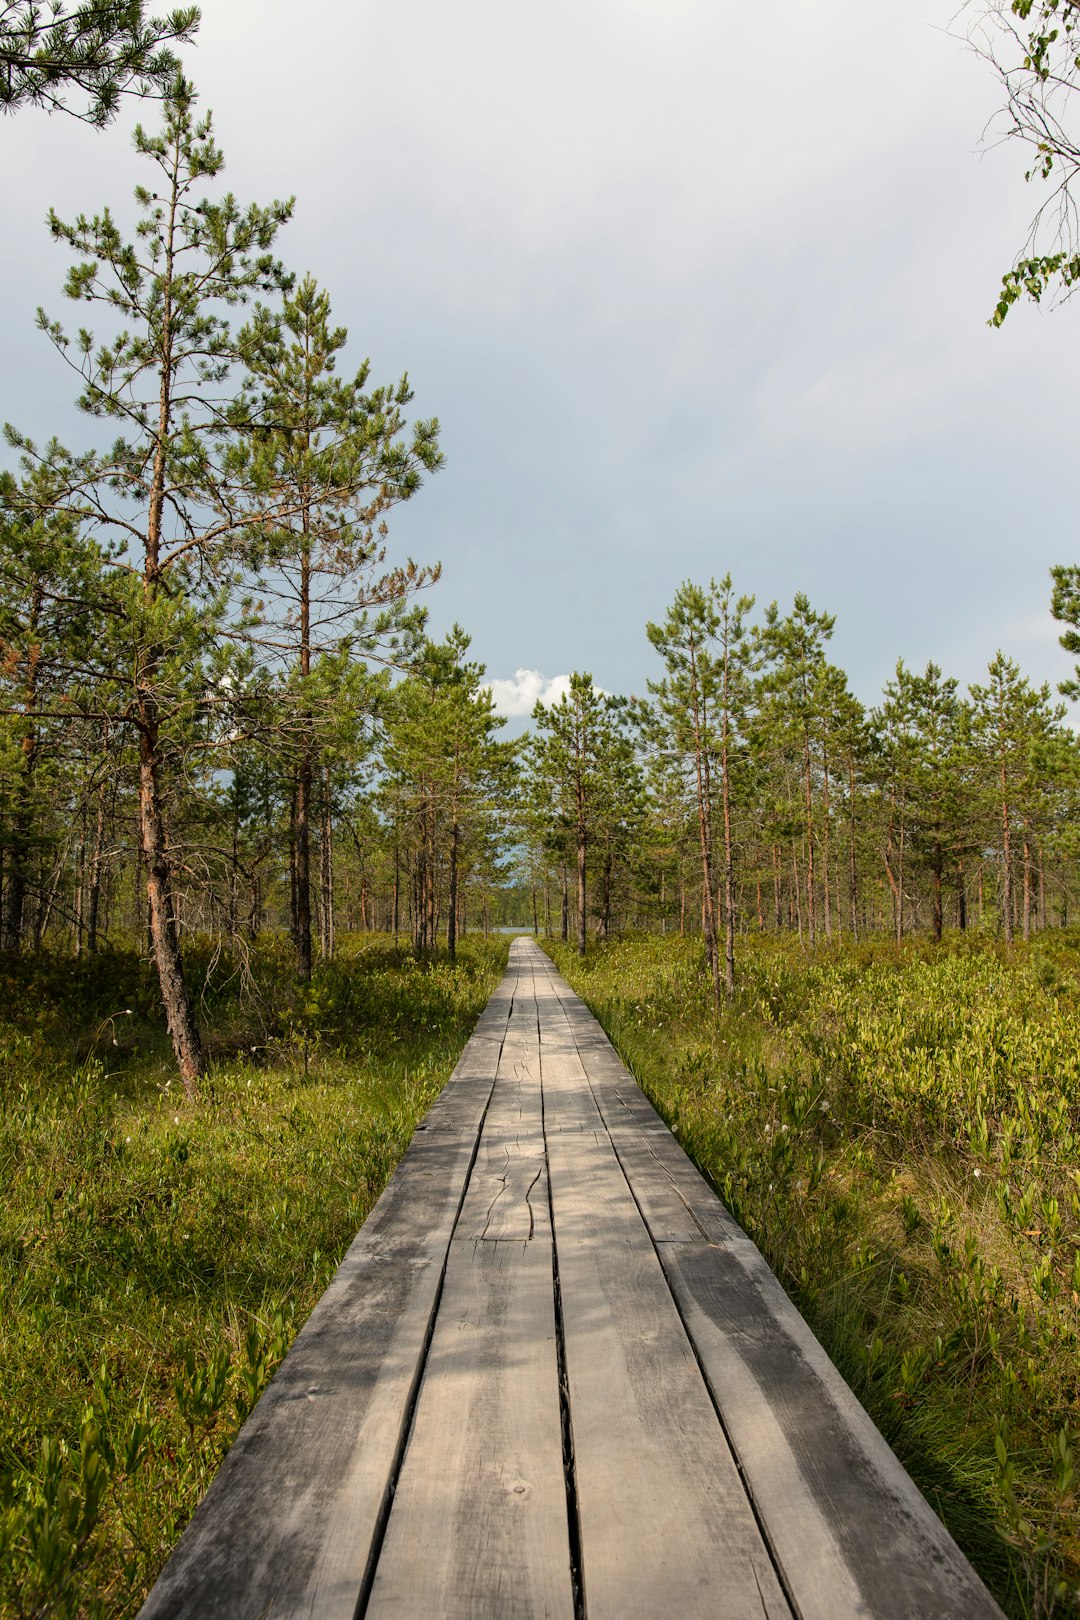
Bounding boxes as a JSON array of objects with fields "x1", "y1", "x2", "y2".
[
  {"x1": 549, "y1": 931, "x2": 1080, "y2": 1620},
  {"x1": 0, "y1": 933, "x2": 507, "y2": 1619}
]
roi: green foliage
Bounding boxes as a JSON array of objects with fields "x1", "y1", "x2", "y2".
[
  {"x1": 551, "y1": 931, "x2": 1080, "y2": 1617},
  {"x1": 960, "y1": 0, "x2": 1080, "y2": 321},
  {"x1": 0, "y1": 933, "x2": 507, "y2": 1616},
  {"x1": 528, "y1": 671, "x2": 638, "y2": 957},
  {"x1": 0, "y1": 1, "x2": 199, "y2": 126}
]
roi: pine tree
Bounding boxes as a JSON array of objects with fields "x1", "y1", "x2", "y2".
[
  {"x1": 757, "y1": 594, "x2": 835, "y2": 947},
  {"x1": 529, "y1": 673, "x2": 619, "y2": 958},
  {"x1": 13, "y1": 80, "x2": 292, "y2": 1087},
  {"x1": 647, "y1": 583, "x2": 723, "y2": 1003},
  {"x1": 380, "y1": 629, "x2": 514, "y2": 956},
  {"x1": 232, "y1": 273, "x2": 442, "y2": 979},
  {"x1": 969, "y1": 653, "x2": 1065, "y2": 943}
]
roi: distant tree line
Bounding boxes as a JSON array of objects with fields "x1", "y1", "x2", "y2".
[{"x1": 519, "y1": 577, "x2": 1080, "y2": 1004}]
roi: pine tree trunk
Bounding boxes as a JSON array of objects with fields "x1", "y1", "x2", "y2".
[
  {"x1": 576, "y1": 816, "x2": 587, "y2": 958},
  {"x1": 73, "y1": 824, "x2": 86, "y2": 958},
  {"x1": 600, "y1": 847, "x2": 613, "y2": 942},
  {"x1": 848, "y1": 758, "x2": 859, "y2": 942},
  {"x1": 447, "y1": 819, "x2": 459, "y2": 961},
  {"x1": 802, "y1": 728, "x2": 816, "y2": 946},
  {"x1": 722, "y1": 784, "x2": 735, "y2": 998},
  {"x1": 792, "y1": 843, "x2": 803, "y2": 945},
  {"x1": 288, "y1": 785, "x2": 298, "y2": 944},
  {"x1": 561, "y1": 867, "x2": 569, "y2": 942},
  {"x1": 932, "y1": 840, "x2": 944, "y2": 943},
  {"x1": 320, "y1": 768, "x2": 334, "y2": 960},
  {"x1": 896, "y1": 820, "x2": 905, "y2": 945},
  {"x1": 86, "y1": 772, "x2": 107, "y2": 954},
  {"x1": 228, "y1": 787, "x2": 240, "y2": 937},
  {"x1": 1000, "y1": 755, "x2": 1014, "y2": 945},
  {"x1": 295, "y1": 749, "x2": 313, "y2": 979},
  {"x1": 693, "y1": 710, "x2": 720, "y2": 1005},
  {"x1": 1038, "y1": 855, "x2": 1046, "y2": 932},
  {"x1": 138, "y1": 702, "x2": 203, "y2": 1090},
  {"x1": 820, "y1": 746, "x2": 832, "y2": 941}
]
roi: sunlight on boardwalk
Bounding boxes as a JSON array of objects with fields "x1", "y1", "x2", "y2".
[{"x1": 140, "y1": 938, "x2": 1003, "y2": 1620}]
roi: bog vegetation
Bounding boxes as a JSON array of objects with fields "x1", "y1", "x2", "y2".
[
  {"x1": 549, "y1": 933, "x2": 1080, "y2": 1618},
  {"x1": 6, "y1": 5, "x2": 1080, "y2": 1617},
  {"x1": 0, "y1": 934, "x2": 507, "y2": 1616}
]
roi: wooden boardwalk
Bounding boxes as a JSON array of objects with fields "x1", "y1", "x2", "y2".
[{"x1": 140, "y1": 938, "x2": 1004, "y2": 1619}]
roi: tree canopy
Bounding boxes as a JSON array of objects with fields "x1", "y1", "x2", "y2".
[{"x1": 0, "y1": 1, "x2": 199, "y2": 125}]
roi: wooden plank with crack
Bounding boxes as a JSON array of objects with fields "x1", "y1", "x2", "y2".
[
  {"x1": 364, "y1": 1233, "x2": 570, "y2": 1618},
  {"x1": 137, "y1": 988, "x2": 512, "y2": 1620},
  {"x1": 365, "y1": 958, "x2": 571, "y2": 1618},
  {"x1": 541, "y1": 1033, "x2": 793, "y2": 1620},
  {"x1": 541, "y1": 970, "x2": 738, "y2": 1244}
]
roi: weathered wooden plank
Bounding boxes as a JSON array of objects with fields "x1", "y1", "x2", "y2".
[
  {"x1": 366, "y1": 1236, "x2": 572, "y2": 1619},
  {"x1": 661, "y1": 1236, "x2": 1007, "y2": 1620},
  {"x1": 367, "y1": 959, "x2": 570, "y2": 1617},
  {"x1": 541, "y1": 1046, "x2": 792, "y2": 1620},
  {"x1": 540, "y1": 975, "x2": 737, "y2": 1244},
  {"x1": 457, "y1": 1010, "x2": 547, "y2": 1245},
  {"x1": 139, "y1": 995, "x2": 511, "y2": 1620},
  {"x1": 533, "y1": 941, "x2": 1006, "y2": 1620}
]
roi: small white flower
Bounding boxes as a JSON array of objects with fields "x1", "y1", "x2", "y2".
[
  {"x1": 973, "y1": 1167, "x2": 982, "y2": 1178},
  {"x1": 174, "y1": 1115, "x2": 180, "y2": 1125},
  {"x1": 125, "y1": 1136, "x2": 131, "y2": 1144}
]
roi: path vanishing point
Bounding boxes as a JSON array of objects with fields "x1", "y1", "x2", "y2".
[{"x1": 139, "y1": 936, "x2": 1004, "y2": 1619}]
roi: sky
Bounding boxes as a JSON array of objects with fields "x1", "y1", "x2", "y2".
[{"x1": 4, "y1": 0, "x2": 1079, "y2": 728}]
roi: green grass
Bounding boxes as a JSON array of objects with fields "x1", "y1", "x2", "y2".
[
  {"x1": 547, "y1": 930, "x2": 1080, "y2": 1620},
  {"x1": 0, "y1": 932, "x2": 508, "y2": 1619}
]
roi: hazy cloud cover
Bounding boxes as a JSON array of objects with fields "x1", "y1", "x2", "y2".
[{"x1": 4, "y1": 1, "x2": 1078, "y2": 720}]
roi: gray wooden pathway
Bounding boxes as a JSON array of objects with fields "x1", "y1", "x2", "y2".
[{"x1": 140, "y1": 937, "x2": 1004, "y2": 1619}]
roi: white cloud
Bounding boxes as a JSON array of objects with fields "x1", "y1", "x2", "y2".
[{"x1": 485, "y1": 669, "x2": 573, "y2": 716}]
